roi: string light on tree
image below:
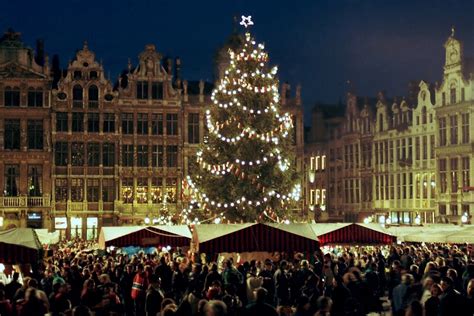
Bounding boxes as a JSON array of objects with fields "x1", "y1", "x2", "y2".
[{"x1": 180, "y1": 16, "x2": 300, "y2": 223}]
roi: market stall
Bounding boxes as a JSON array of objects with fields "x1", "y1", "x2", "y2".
[
  {"x1": 0, "y1": 228, "x2": 43, "y2": 264},
  {"x1": 193, "y1": 223, "x2": 319, "y2": 254},
  {"x1": 312, "y1": 223, "x2": 396, "y2": 245},
  {"x1": 98, "y1": 225, "x2": 191, "y2": 249}
]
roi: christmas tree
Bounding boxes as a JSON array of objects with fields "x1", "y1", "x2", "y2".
[{"x1": 183, "y1": 17, "x2": 301, "y2": 223}]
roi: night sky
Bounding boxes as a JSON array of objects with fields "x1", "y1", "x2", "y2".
[{"x1": 2, "y1": 0, "x2": 473, "y2": 124}]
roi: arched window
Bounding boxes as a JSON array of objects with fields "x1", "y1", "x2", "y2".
[
  {"x1": 421, "y1": 106, "x2": 427, "y2": 125},
  {"x1": 88, "y1": 85, "x2": 98, "y2": 108},
  {"x1": 450, "y1": 83, "x2": 457, "y2": 104},
  {"x1": 379, "y1": 113, "x2": 384, "y2": 131},
  {"x1": 73, "y1": 85, "x2": 83, "y2": 108}
]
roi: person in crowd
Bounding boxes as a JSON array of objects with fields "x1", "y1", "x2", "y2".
[
  {"x1": 245, "y1": 287, "x2": 278, "y2": 316},
  {"x1": 145, "y1": 273, "x2": 164, "y2": 316},
  {"x1": 131, "y1": 263, "x2": 148, "y2": 315}
]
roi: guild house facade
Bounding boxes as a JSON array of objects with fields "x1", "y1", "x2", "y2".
[
  {"x1": 0, "y1": 29, "x2": 304, "y2": 238},
  {"x1": 305, "y1": 30, "x2": 473, "y2": 225}
]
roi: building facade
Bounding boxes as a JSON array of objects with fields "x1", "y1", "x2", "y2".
[
  {"x1": 0, "y1": 29, "x2": 304, "y2": 237},
  {"x1": 305, "y1": 30, "x2": 472, "y2": 225}
]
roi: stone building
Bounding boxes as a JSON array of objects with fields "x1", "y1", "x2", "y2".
[
  {"x1": 0, "y1": 29, "x2": 53, "y2": 230},
  {"x1": 305, "y1": 30, "x2": 472, "y2": 225},
  {"x1": 0, "y1": 29, "x2": 304, "y2": 237}
]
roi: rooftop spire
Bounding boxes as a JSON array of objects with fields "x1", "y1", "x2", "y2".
[{"x1": 451, "y1": 25, "x2": 455, "y2": 37}]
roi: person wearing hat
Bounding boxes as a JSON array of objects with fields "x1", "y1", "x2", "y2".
[{"x1": 145, "y1": 274, "x2": 164, "y2": 316}]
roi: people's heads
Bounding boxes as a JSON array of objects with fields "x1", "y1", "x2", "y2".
[
  {"x1": 22, "y1": 276, "x2": 31, "y2": 288},
  {"x1": 317, "y1": 296, "x2": 333, "y2": 313},
  {"x1": 27, "y1": 278, "x2": 38, "y2": 289},
  {"x1": 405, "y1": 300, "x2": 423, "y2": 316},
  {"x1": 296, "y1": 295, "x2": 310, "y2": 311},
  {"x1": 197, "y1": 299, "x2": 209, "y2": 314},
  {"x1": 422, "y1": 277, "x2": 434, "y2": 290},
  {"x1": 162, "y1": 303, "x2": 178, "y2": 316},
  {"x1": 99, "y1": 273, "x2": 111, "y2": 284},
  {"x1": 83, "y1": 278, "x2": 95, "y2": 289},
  {"x1": 149, "y1": 273, "x2": 160, "y2": 286},
  {"x1": 25, "y1": 287, "x2": 38, "y2": 302},
  {"x1": 440, "y1": 276, "x2": 453, "y2": 292},
  {"x1": 161, "y1": 298, "x2": 176, "y2": 312},
  {"x1": 447, "y1": 268, "x2": 458, "y2": 280},
  {"x1": 137, "y1": 263, "x2": 144, "y2": 272},
  {"x1": 280, "y1": 260, "x2": 288, "y2": 270},
  {"x1": 467, "y1": 279, "x2": 474, "y2": 297},
  {"x1": 72, "y1": 305, "x2": 92, "y2": 316},
  {"x1": 402, "y1": 273, "x2": 414, "y2": 286},
  {"x1": 300, "y1": 259, "x2": 309, "y2": 269},
  {"x1": 204, "y1": 300, "x2": 227, "y2": 316},
  {"x1": 12, "y1": 272, "x2": 19, "y2": 281},
  {"x1": 431, "y1": 283, "x2": 442, "y2": 297},
  {"x1": 254, "y1": 287, "x2": 268, "y2": 303},
  {"x1": 225, "y1": 260, "x2": 232, "y2": 269}
]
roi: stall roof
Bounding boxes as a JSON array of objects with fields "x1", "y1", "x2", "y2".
[
  {"x1": 192, "y1": 223, "x2": 256, "y2": 243},
  {"x1": 312, "y1": 223, "x2": 396, "y2": 244},
  {"x1": 0, "y1": 228, "x2": 42, "y2": 263},
  {"x1": 99, "y1": 225, "x2": 191, "y2": 249}
]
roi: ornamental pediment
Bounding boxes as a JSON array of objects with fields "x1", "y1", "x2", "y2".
[{"x1": 0, "y1": 62, "x2": 46, "y2": 79}]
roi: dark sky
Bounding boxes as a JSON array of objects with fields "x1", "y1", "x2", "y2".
[{"x1": 2, "y1": 0, "x2": 473, "y2": 124}]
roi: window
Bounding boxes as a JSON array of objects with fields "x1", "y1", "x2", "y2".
[
  {"x1": 137, "y1": 145, "x2": 148, "y2": 167},
  {"x1": 4, "y1": 165, "x2": 19, "y2": 196},
  {"x1": 166, "y1": 113, "x2": 178, "y2": 135},
  {"x1": 121, "y1": 113, "x2": 134, "y2": 134},
  {"x1": 4, "y1": 119, "x2": 20, "y2": 150},
  {"x1": 422, "y1": 174, "x2": 428, "y2": 199},
  {"x1": 27, "y1": 120, "x2": 43, "y2": 150},
  {"x1": 87, "y1": 179, "x2": 99, "y2": 202},
  {"x1": 122, "y1": 178, "x2": 133, "y2": 203},
  {"x1": 439, "y1": 159, "x2": 447, "y2": 193},
  {"x1": 28, "y1": 88, "x2": 43, "y2": 107},
  {"x1": 316, "y1": 156, "x2": 321, "y2": 170},
  {"x1": 151, "y1": 178, "x2": 163, "y2": 203},
  {"x1": 450, "y1": 88, "x2": 456, "y2": 104},
  {"x1": 55, "y1": 142, "x2": 68, "y2": 166},
  {"x1": 462, "y1": 113, "x2": 469, "y2": 144},
  {"x1": 188, "y1": 113, "x2": 200, "y2": 144},
  {"x1": 451, "y1": 204, "x2": 458, "y2": 216},
  {"x1": 136, "y1": 81, "x2": 149, "y2": 99},
  {"x1": 28, "y1": 165, "x2": 42, "y2": 196},
  {"x1": 167, "y1": 145, "x2": 178, "y2": 167},
  {"x1": 103, "y1": 113, "x2": 115, "y2": 133},
  {"x1": 439, "y1": 117, "x2": 447, "y2": 146},
  {"x1": 430, "y1": 135, "x2": 435, "y2": 159},
  {"x1": 421, "y1": 106, "x2": 427, "y2": 124},
  {"x1": 55, "y1": 179, "x2": 68, "y2": 202},
  {"x1": 137, "y1": 178, "x2": 148, "y2": 203},
  {"x1": 462, "y1": 88, "x2": 465, "y2": 101},
  {"x1": 390, "y1": 175, "x2": 395, "y2": 199},
  {"x1": 309, "y1": 189, "x2": 315, "y2": 205},
  {"x1": 72, "y1": 85, "x2": 83, "y2": 108},
  {"x1": 422, "y1": 136, "x2": 427, "y2": 160},
  {"x1": 122, "y1": 145, "x2": 134, "y2": 167},
  {"x1": 379, "y1": 113, "x2": 383, "y2": 131},
  {"x1": 152, "y1": 114, "x2": 163, "y2": 135},
  {"x1": 72, "y1": 112, "x2": 84, "y2": 132},
  {"x1": 71, "y1": 178, "x2": 83, "y2": 201},
  {"x1": 389, "y1": 141, "x2": 393, "y2": 163},
  {"x1": 137, "y1": 113, "x2": 148, "y2": 135},
  {"x1": 88, "y1": 85, "x2": 99, "y2": 108},
  {"x1": 415, "y1": 137, "x2": 420, "y2": 161},
  {"x1": 292, "y1": 115, "x2": 297, "y2": 145},
  {"x1": 87, "y1": 143, "x2": 100, "y2": 166},
  {"x1": 450, "y1": 115, "x2": 458, "y2": 145},
  {"x1": 430, "y1": 174, "x2": 436, "y2": 199},
  {"x1": 152, "y1": 82, "x2": 163, "y2": 99},
  {"x1": 56, "y1": 112, "x2": 68, "y2": 132},
  {"x1": 462, "y1": 157, "x2": 470, "y2": 189},
  {"x1": 73, "y1": 71, "x2": 82, "y2": 80},
  {"x1": 87, "y1": 113, "x2": 99, "y2": 133},
  {"x1": 408, "y1": 138, "x2": 412, "y2": 161},
  {"x1": 442, "y1": 92, "x2": 446, "y2": 106},
  {"x1": 409, "y1": 173, "x2": 413, "y2": 198},
  {"x1": 90, "y1": 71, "x2": 98, "y2": 79},
  {"x1": 4, "y1": 87, "x2": 20, "y2": 106},
  {"x1": 439, "y1": 204, "x2": 446, "y2": 215},
  {"x1": 462, "y1": 204, "x2": 470, "y2": 217},
  {"x1": 152, "y1": 145, "x2": 164, "y2": 167},
  {"x1": 102, "y1": 179, "x2": 115, "y2": 202},
  {"x1": 71, "y1": 142, "x2": 84, "y2": 166},
  {"x1": 166, "y1": 178, "x2": 177, "y2": 203},
  {"x1": 402, "y1": 173, "x2": 407, "y2": 199},
  {"x1": 321, "y1": 155, "x2": 326, "y2": 170},
  {"x1": 102, "y1": 143, "x2": 115, "y2": 167}
]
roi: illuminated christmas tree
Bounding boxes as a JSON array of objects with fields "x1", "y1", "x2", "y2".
[{"x1": 183, "y1": 16, "x2": 300, "y2": 223}]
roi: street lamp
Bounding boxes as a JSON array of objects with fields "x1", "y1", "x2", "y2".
[{"x1": 461, "y1": 212, "x2": 468, "y2": 224}]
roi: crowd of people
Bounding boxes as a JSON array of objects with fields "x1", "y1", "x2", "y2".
[{"x1": 1, "y1": 240, "x2": 474, "y2": 315}]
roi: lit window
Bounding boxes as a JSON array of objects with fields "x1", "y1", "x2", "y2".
[
  {"x1": 309, "y1": 189, "x2": 315, "y2": 205},
  {"x1": 321, "y1": 189, "x2": 326, "y2": 206},
  {"x1": 321, "y1": 155, "x2": 326, "y2": 170},
  {"x1": 316, "y1": 189, "x2": 320, "y2": 205},
  {"x1": 310, "y1": 157, "x2": 315, "y2": 171},
  {"x1": 315, "y1": 156, "x2": 320, "y2": 171}
]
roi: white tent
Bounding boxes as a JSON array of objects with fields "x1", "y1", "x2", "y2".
[
  {"x1": 34, "y1": 229, "x2": 60, "y2": 245},
  {"x1": 0, "y1": 228, "x2": 42, "y2": 263}
]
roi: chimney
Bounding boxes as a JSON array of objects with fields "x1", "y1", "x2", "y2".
[{"x1": 35, "y1": 39, "x2": 45, "y2": 66}]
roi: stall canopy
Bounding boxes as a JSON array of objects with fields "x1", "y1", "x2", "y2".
[
  {"x1": 312, "y1": 223, "x2": 396, "y2": 244},
  {"x1": 0, "y1": 228, "x2": 42, "y2": 264},
  {"x1": 35, "y1": 229, "x2": 60, "y2": 245},
  {"x1": 99, "y1": 225, "x2": 191, "y2": 249},
  {"x1": 193, "y1": 223, "x2": 320, "y2": 253}
]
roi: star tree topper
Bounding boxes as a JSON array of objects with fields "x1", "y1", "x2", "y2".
[{"x1": 240, "y1": 15, "x2": 254, "y2": 28}]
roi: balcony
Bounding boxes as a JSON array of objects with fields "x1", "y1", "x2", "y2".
[{"x1": 0, "y1": 195, "x2": 51, "y2": 208}]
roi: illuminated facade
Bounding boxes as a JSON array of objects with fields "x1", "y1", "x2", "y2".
[
  {"x1": 0, "y1": 29, "x2": 304, "y2": 237},
  {"x1": 305, "y1": 30, "x2": 472, "y2": 224}
]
